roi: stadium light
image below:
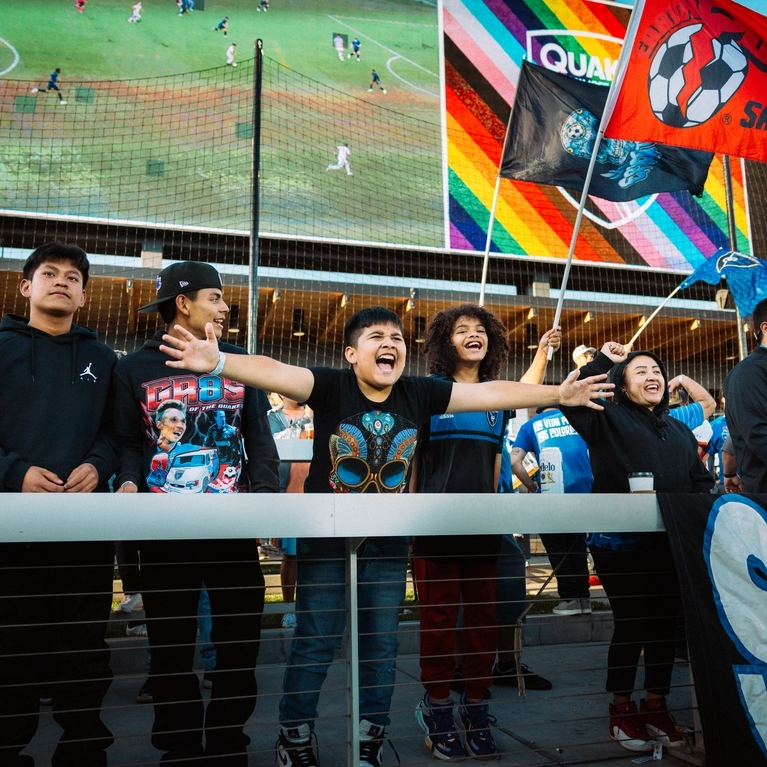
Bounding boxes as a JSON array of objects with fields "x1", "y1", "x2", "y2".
[
  {"x1": 340, "y1": 293, "x2": 350, "y2": 308},
  {"x1": 690, "y1": 319, "x2": 700, "y2": 331},
  {"x1": 272, "y1": 288, "x2": 281, "y2": 303},
  {"x1": 527, "y1": 307, "x2": 538, "y2": 320},
  {"x1": 583, "y1": 311, "x2": 595, "y2": 323},
  {"x1": 293, "y1": 309, "x2": 306, "y2": 337}
]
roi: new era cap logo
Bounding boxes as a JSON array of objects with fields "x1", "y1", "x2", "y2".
[{"x1": 179, "y1": 280, "x2": 189, "y2": 288}]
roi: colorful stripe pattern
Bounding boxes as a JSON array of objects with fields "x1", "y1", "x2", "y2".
[{"x1": 444, "y1": 0, "x2": 751, "y2": 268}]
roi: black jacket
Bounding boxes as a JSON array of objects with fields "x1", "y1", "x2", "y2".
[
  {"x1": 113, "y1": 331, "x2": 279, "y2": 494},
  {"x1": 561, "y1": 351, "x2": 714, "y2": 495},
  {"x1": 0, "y1": 314, "x2": 118, "y2": 491},
  {"x1": 724, "y1": 345, "x2": 767, "y2": 492}
]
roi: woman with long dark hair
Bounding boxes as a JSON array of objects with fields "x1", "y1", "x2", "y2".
[{"x1": 561, "y1": 343, "x2": 713, "y2": 753}]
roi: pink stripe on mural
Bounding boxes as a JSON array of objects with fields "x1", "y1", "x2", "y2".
[
  {"x1": 444, "y1": 9, "x2": 517, "y2": 106},
  {"x1": 590, "y1": 200, "x2": 677, "y2": 269}
]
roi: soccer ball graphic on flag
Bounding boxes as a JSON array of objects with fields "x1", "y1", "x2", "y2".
[{"x1": 648, "y1": 23, "x2": 748, "y2": 128}]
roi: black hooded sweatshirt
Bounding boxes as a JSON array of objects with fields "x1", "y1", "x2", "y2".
[
  {"x1": 0, "y1": 314, "x2": 118, "y2": 492},
  {"x1": 560, "y1": 350, "x2": 714, "y2": 495}
]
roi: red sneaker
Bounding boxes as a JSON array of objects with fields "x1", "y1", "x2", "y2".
[
  {"x1": 609, "y1": 701, "x2": 653, "y2": 752},
  {"x1": 640, "y1": 697, "x2": 684, "y2": 747}
]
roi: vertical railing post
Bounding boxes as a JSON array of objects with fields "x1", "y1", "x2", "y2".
[
  {"x1": 346, "y1": 537, "x2": 365, "y2": 766},
  {"x1": 247, "y1": 39, "x2": 263, "y2": 355}
]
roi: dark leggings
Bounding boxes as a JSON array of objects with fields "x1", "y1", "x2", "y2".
[{"x1": 591, "y1": 536, "x2": 680, "y2": 696}]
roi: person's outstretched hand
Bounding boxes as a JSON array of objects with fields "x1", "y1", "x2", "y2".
[
  {"x1": 558, "y1": 370, "x2": 613, "y2": 410},
  {"x1": 160, "y1": 323, "x2": 220, "y2": 371}
]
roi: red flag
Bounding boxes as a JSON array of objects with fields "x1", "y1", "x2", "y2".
[{"x1": 604, "y1": 0, "x2": 767, "y2": 163}]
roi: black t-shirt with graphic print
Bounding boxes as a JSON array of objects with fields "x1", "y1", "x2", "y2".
[{"x1": 305, "y1": 367, "x2": 453, "y2": 494}]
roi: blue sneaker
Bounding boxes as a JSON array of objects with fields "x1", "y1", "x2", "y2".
[
  {"x1": 457, "y1": 694, "x2": 499, "y2": 761},
  {"x1": 415, "y1": 693, "x2": 466, "y2": 761}
]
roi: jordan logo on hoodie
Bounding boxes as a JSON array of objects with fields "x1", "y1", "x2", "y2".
[{"x1": 80, "y1": 363, "x2": 97, "y2": 381}]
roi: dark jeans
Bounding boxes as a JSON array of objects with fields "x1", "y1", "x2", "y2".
[
  {"x1": 141, "y1": 539, "x2": 264, "y2": 766},
  {"x1": 0, "y1": 541, "x2": 114, "y2": 767},
  {"x1": 591, "y1": 536, "x2": 680, "y2": 696},
  {"x1": 539, "y1": 533, "x2": 590, "y2": 600}
]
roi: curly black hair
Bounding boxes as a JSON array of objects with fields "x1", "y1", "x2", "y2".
[{"x1": 423, "y1": 304, "x2": 509, "y2": 380}]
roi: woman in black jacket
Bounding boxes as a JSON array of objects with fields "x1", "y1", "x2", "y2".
[{"x1": 561, "y1": 343, "x2": 714, "y2": 753}]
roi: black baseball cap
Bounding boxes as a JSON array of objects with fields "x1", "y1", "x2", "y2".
[{"x1": 138, "y1": 261, "x2": 223, "y2": 313}]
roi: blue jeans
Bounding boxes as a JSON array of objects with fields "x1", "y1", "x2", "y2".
[
  {"x1": 279, "y1": 536, "x2": 409, "y2": 729},
  {"x1": 496, "y1": 534, "x2": 528, "y2": 625}
]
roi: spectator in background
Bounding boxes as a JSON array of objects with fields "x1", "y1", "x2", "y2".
[
  {"x1": 572, "y1": 344, "x2": 595, "y2": 369},
  {"x1": 0, "y1": 242, "x2": 118, "y2": 767},
  {"x1": 268, "y1": 395, "x2": 313, "y2": 630},
  {"x1": 725, "y1": 297, "x2": 767, "y2": 492},
  {"x1": 707, "y1": 395, "x2": 728, "y2": 492},
  {"x1": 511, "y1": 406, "x2": 592, "y2": 616},
  {"x1": 666, "y1": 373, "x2": 716, "y2": 429}
]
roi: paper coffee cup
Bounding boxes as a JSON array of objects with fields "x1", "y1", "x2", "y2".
[{"x1": 628, "y1": 472, "x2": 655, "y2": 493}]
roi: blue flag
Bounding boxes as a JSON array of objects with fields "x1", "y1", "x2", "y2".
[{"x1": 679, "y1": 249, "x2": 767, "y2": 317}]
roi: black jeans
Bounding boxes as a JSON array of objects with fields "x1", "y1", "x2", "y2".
[
  {"x1": 0, "y1": 541, "x2": 114, "y2": 767},
  {"x1": 141, "y1": 539, "x2": 264, "y2": 766},
  {"x1": 591, "y1": 536, "x2": 680, "y2": 696},
  {"x1": 539, "y1": 533, "x2": 590, "y2": 600}
]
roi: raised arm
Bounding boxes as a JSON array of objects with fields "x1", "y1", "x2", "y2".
[
  {"x1": 160, "y1": 323, "x2": 315, "y2": 402},
  {"x1": 446, "y1": 370, "x2": 612, "y2": 414},
  {"x1": 668, "y1": 373, "x2": 716, "y2": 419},
  {"x1": 520, "y1": 326, "x2": 561, "y2": 385}
]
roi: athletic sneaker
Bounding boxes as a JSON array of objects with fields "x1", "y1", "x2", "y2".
[
  {"x1": 609, "y1": 701, "x2": 654, "y2": 752},
  {"x1": 640, "y1": 697, "x2": 684, "y2": 747},
  {"x1": 359, "y1": 720, "x2": 386, "y2": 767},
  {"x1": 493, "y1": 661, "x2": 552, "y2": 690},
  {"x1": 59, "y1": 100, "x2": 67, "y2": 105},
  {"x1": 31, "y1": 87, "x2": 39, "y2": 93},
  {"x1": 382, "y1": 89, "x2": 387, "y2": 93},
  {"x1": 126, "y1": 623, "x2": 147, "y2": 637},
  {"x1": 136, "y1": 680, "x2": 153, "y2": 704},
  {"x1": 415, "y1": 693, "x2": 466, "y2": 761},
  {"x1": 552, "y1": 598, "x2": 591, "y2": 616},
  {"x1": 282, "y1": 612, "x2": 297, "y2": 630},
  {"x1": 115, "y1": 592, "x2": 144, "y2": 612},
  {"x1": 276, "y1": 724, "x2": 319, "y2": 766},
  {"x1": 457, "y1": 694, "x2": 499, "y2": 761}
]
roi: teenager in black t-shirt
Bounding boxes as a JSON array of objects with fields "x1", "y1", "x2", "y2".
[{"x1": 160, "y1": 306, "x2": 611, "y2": 767}]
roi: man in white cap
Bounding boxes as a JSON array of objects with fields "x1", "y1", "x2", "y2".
[{"x1": 572, "y1": 344, "x2": 596, "y2": 369}]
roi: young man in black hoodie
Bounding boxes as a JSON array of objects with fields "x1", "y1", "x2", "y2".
[
  {"x1": 113, "y1": 261, "x2": 280, "y2": 767},
  {"x1": 0, "y1": 242, "x2": 118, "y2": 767}
]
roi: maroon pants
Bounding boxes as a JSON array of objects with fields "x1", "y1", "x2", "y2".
[{"x1": 415, "y1": 557, "x2": 498, "y2": 700}]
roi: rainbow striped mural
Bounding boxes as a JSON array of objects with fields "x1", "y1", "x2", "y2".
[{"x1": 443, "y1": 0, "x2": 751, "y2": 269}]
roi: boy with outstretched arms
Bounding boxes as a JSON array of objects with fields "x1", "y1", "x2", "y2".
[
  {"x1": 0, "y1": 242, "x2": 117, "y2": 767},
  {"x1": 160, "y1": 306, "x2": 610, "y2": 767},
  {"x1": 113, "y1": 261, "x2": 279, "y2": 767}
]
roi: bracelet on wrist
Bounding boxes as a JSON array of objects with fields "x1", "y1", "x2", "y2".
[
  {"x1": 210, "y1": 351, "x2": 226, "y2": 377},
  {"x1": 724, "y1": 473, "x2": 737, "y2": 478}
]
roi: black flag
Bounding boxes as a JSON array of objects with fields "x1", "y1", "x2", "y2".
[
  {"x1": 659, "y1": 493, "x2": 767, "y2": 765},
  {"x1": 500, "y1": 61, "x2": 714, "y2": 202}
]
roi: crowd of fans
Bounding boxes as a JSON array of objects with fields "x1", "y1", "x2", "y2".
[{"x1": 1, "y1": 241, "x2": 756, "y2": 766}]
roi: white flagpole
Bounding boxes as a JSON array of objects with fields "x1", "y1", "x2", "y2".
[
  {"x1": 479, "y1": 81, "x2": 520, "y2": 306},
  {"x1": 625, "y1": 284, "x2": 682, "y2": 348},
  {"x1": 548, "y1": 0, "x2": 648, "y2": 359}
]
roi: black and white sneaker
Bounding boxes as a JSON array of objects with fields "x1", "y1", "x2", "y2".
[
  {"x1": 276, "y1": 724, "x2": 319, "y2": 766},
  {"x1": 359, "y1": 720, "x2": 385, "y2": 767}
]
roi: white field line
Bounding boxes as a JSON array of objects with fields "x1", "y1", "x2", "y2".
[
  {"x1": 331, "y1": 16, "x2": 436, "y2": 26},
  {"x1": 328, "y1": 14, "x2": 439, "y2": 97},
  {"x1": 0, "y1": 38, "x2": 20, "y2": 77}
]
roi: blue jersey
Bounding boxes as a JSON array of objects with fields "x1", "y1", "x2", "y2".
[
  {"x1": 371, "y1": 72, "x2": 381, "y2": 83},
  {"x1": 668, "y1": 401, "x2": 704, "y2": 430},
  {"x1": 352, "y1": 39, "x2": 361, "y2": 51},
  {"x1": 707, "y1": 416, "x2": 729, "y2": 485},
  {"x1": 513, "y1": 409, "x2": 592, "y2": 494}
]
